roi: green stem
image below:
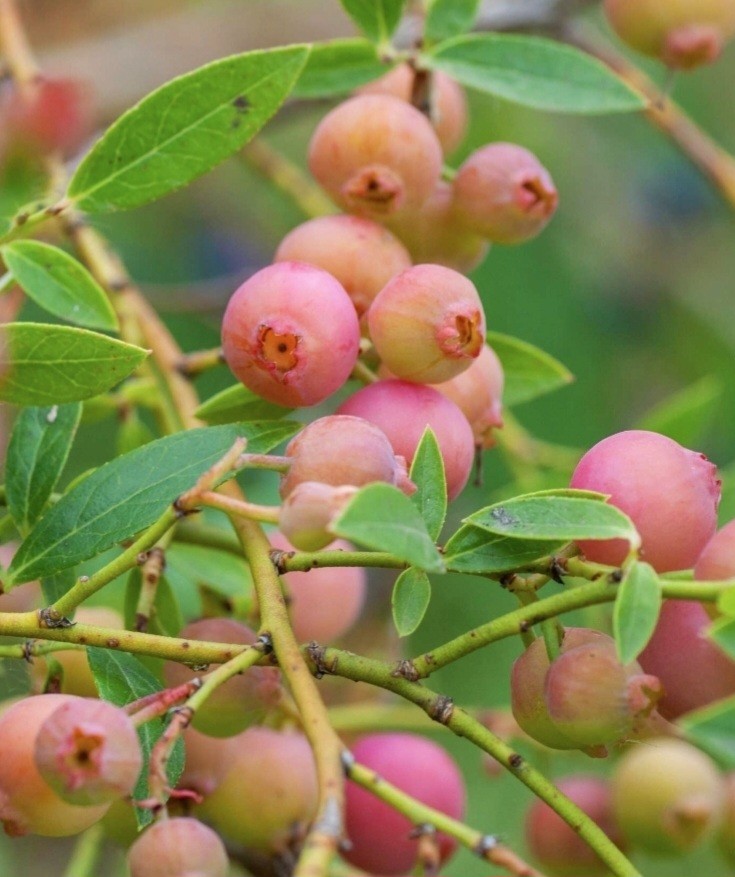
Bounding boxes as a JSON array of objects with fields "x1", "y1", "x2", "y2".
[
  {"x1": 173, "y1": 520, "x2": 242, "y2": 555},
  {"x1": 176, "y1": 346, "x2": 225, "y2": 379},
  {"x1": 201, "y1": 491, "x2": 280, "y2": 524},
  {"x1": 61, "y1": 823, "x2": 104, "y2": 877},
  {"x1": 274, "y1": 548, "x2": 407, "y2": 574},
  {"x1": 0, "y1": 640, "x2": 84, "y2": 659},
  {"x1": 186, "y1": 643, "x2": 265, "y2": 713}
]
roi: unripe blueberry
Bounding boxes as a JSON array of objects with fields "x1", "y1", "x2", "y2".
[
  {"x1": 177, "y1": 728, "x2": 236, "y2": 799},
  {"x1": 367, "y1": 264, "x2": 486, "y2": 384},
  {"x1": 343, "y1": 733, "x2": 466, "y2": 875},
  {"x1": 694, "y1": 518, "x2": 735, "y2": 581},
  {"x1": 570, "y1": 430, "x2": 721, "y2": 571},
  {"x1": 198, "y1": 726, "x2": 318, "y2": 853},
  {"x1": 603, "y1": 0, "x2": 735, "y2": 69},
  {"x1": 34, "y1": 697, "x2": 142, "y2": 806},
  {"x1": 0, "y1": 694, "x2": 110, "y2": 836},
  {"x1": 358, "y1": 64, "x2": 468, "y2": 155},
  {"x1": 221, "y1": 261, "x2": 360, "y2": 407},
  {"x1": 308, "y1": 94, "x2": 443, "y2": 217},
  {"x1": 638, "y1": 600, "x2": 735, "y2": 719},
  {"x1": 269, "y1": 532, "x2": 367, "y2": 642},
  {"x1": 163, "y1": 618, "x2": 281, "y2": 738},
  {"x1": 274, "y1": 215, "x2": 411, "y2": 318},
  {"x1": 128, "y1": 816, "x2": 229, "y2": 877},
  {"x1": 718, "y1": 772, "x2": 735, "y2": 864},
  {"x1": 337, "y1": 380, "x2": 475, "y2": 501},
  {"x1": 525, "y1": 776, "x2": 627, "y2": 876},
  {"x1": 611, "y1": 738, "x2": 725, "y2": 855},
  {"x1": 453, "y1": 143, "x2": 558, "y2": 245},
  {"x1": 279, "y1": 481, "x2": 358, "y2": 551},
  {"x1": 383, "y1": 182, "x2": 489, "y2": 274},
  {"x1": 280, "y1": 415, "x2": 415, "y2": 499}
]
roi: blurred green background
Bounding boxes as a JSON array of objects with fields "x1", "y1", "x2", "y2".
[{"x1": 2, "y1": 0, "x2": 735, "y2": 874}]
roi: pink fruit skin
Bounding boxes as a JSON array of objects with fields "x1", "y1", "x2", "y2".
[
  {"x1": 337, "y1": 380, "x2": 475, "y2": 501},
  {"x1": 570, "y1": 430, "x2": 720, "y2": 572},
  {"x1": 638, "y1": 599, "x2": 735, "y2": 719},
  {"x1": 343, "y1": 733, "x2": 466, "y2": 875},
  {"x1": 221, "y1": 261, "x2": 360, "y2": 408},
  {"x1": 695, "y1": 518, "x2": 735, "y2": 580}
]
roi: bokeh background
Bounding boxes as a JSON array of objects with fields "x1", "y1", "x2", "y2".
[{"x1": 1, "y1": 0, "x2": 735, "y2": 874}]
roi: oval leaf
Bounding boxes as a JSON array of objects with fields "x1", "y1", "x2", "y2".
[
  {"x1": 487, "y1": 330, "x2": 573, "y2": 407},
  {"x1": 340, "y1": 0, "x2": 406, "y2": 43},
  {"x1": 425, "y1": 33, "x2": 646, "y2": 114},
  {"x1": 680, "y1": 696, "x2": 735, "y2": 770},
  {"x1": 710, "y1": 617, "x2": 735, "y2": 660},
  {"x1": 67, "y1": 45, "x2": 310, "y2": 213},
  {"x1": 444, "y1": 524, "x2": 564, "y2": 575},
  {"x1": 1, "y1": 240, "x2": 118, "y2": 331},
  {"x1": 392, "y1": 568, "x2": 431, "y2": 637},
  {"x1": 195, "y1": 382, "x2": 292, "y2": 425},
  {"x1": 425, "y1": 0, "x2": 480, "y2": 44},
  {"x1": 613, "y1": 562, "x2": 662, "y2": 664},
  {"x1": 0, "y1": 323, "x2": 147, "y2": 405},
  {"x1": 7, "y1": 420, "x2": 299, "y2": 584},
  {"x1": 330, "y1": 483, "x2": 444, "y2": 573},
  {"x1": 409, "y1": 427, "x2": 447, "y2": 541},
  {"x1": 5, "y1": 403, "x2": 82, "y2": 533},
  {"x1": 293, "y1": 39, "x2": 388, "y2": 98}
]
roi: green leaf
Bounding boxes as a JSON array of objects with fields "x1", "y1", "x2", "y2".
[
  {"x1": 0, "y1": 323, "x2": 148, "y2": 406},
  {"x1": 636, "y1": 376, "x2": 722, "y2": 448},
  {"x1": 7, "y1": 421, "x2": 299, "y2": 585},
  {"x1": 613, "y1": 562, "x2": 662, "y2": 664},
  {"x1": 1, "y1": 240, "x2": 118, "y2": 331},
  {"x1": 710, "y1": 617, "x2": 735, "y2": 660},
  {"x1": 41, "y1": 567, "x2": 76, "y2": 605},
  {"x1": 331, "y1": 483, "x2": 444, "y2": 573},
  {"x1": 0, "y1": 157, "x2": 48, "y2": 237},
  {"x1": 425, "y1": 0, "x2": 479, "y2": 44},
  {"x1": 681, "y1": 696, "x2": 735, "y2": 769},
  {"x1": 124, "y1": 568, "x2": 183, "y2": 638},
  {"x1": 392, "y1": 568, "x2": 431, "y2": 637},
  {"x1": 444, "y1": 524, "x2": 564, "y2": 575},
  {"x1": 5, "y1": 403, "x2": 82, "y2": 532},
  {"x1": 409, "y1": 427, "x2": 447, "y2": 541},
  {"x1": 195, "y1": 383, "x2": 292, "y2": 425},
  {"x1": 293, "y1": 39, "x2": 388, "y2": 98},
  {"x1": 340, "y1": 0, "x2": 406, "y2": 44},
  {"x1": 465, "y1": 491, "x2": 640, "y2": 549},
  {"x1": 67, "y1": 45, "x2": 310, "y2": 213},
  {"x1": 87, "y1": 648, "x2": 185, "y2": 827},
  {"x1": 167, "y1": 542, "x2": 252, "y2": 602},
  {"x1": 486, "y1": 331, "x2": 573, "y2": 407},
  {"x1": 425, "y1": 33, "x2": 646, "y2": 114}
]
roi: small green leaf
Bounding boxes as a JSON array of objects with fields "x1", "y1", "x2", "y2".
[
  {"x1": 340, "y1": 0, "x2": 406, "y2": 43},
  {"x1": 465, "y1": 491, "x2": 640, "y2": 549},
  {"x1": 6, "y1": 403, "x2": 82, "y2": 532},
  {"x1": 486, "y1": 331, "x2": 573, "y2": 407},
  {"x1": 8, "y1": 421, "x2": 299, "y2": 585},
  {"x1": 0, "y1": 323, "x2": 147, "y2": 406},
  {"x1": 710, "y1": 617, "x2": 735, "y2": 660},
  {"x1": 331, "y1": 483, "x2": 444, "y2": 573},
  {"x1": 425, "y1": 0, "x2": 479, "y2": 44},
  {"x1": 293, "y1": 39, "x2": 388, "y2": 98},
  {"x1": 87, "y1": 648, "x2": 185, "y2": 827},
  {"x1": 1, "y1": 240, "x2": 118, "y2": 331},
  {"x1": 392, "y1": 568, "x2": 431, "y2": 637},
  {"x1": 613, "y1": 562, "x2": 662, "y2": 664},
  {"x1": 195, "y1": 383, "x2": 292, "y2": 425},
  {"x1": 41, "y1": 567, "x2": 76, "y2": 605},
  {"x1": 444, "y1": 524, "x2": 564, "y2": 575},
  {"x1": 425, "y1": 33, "x2": 647, "y2": 114},
  {"x1": 636, "y1": 376, "x2": 722, "y2": 448},
  {"x1": 680, "y1": 696, "x2": 735, "y2": 769},
  {"x1": 67, "y1": 46, "x2": 310, "y2": 213},
  {"x1": 409, "y1": 427, "x2": 447, "y2": 541}
]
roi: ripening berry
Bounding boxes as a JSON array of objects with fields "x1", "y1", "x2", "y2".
[
  {"x1": 279, "y1": 481, "x2": 358, "y2": 551},
  {"x1": 343, "y1": 733, "x2": 466, "y2": 875},
  {"x1": 718, "y1": 772, "x2": 735, "y2": 864},
  {"x1": 358, "y1": 64, "x2": 469, "y2": 154},
  {"x1": 280, "y1": 415, "x2": 415, "y2": 499},
  {"x1": 638, "y1": 600, "x2": 735, "y2": 719},
  {"x1": 274, "y1": 215, "x2": 411, "y2": 318},
  {"x1": 0, "y1": 694, "x2": 110, "y2": 836},
  {"x1": 611, "y1": 738, "x2": 725, "y2": 855},
  {"x1": 453, "y1": 143, "x2": 558, "y2": 245},
  {"x1": 695, "y1": 518, "x2": 735, "y2": 581},
  {"x1": 128, "y1": 817, "x2": 229, "y2": 877},
  {"x1": 269, "y1": 532, "x2": 367, "y2": 642},
  {"x1": 526, "y1": 776, "x2": 627, "y2": 876},
  {"x1": 367, "y1": 264, "x2": 486, "y2": 384},
  {"x1": 603, "y1": 0, "x2": 735, "y2": 69},
  {"x1": 337, "y1": 380, "x2": 475, "y2": 500},
  {"x1": 221, "y1": 261, "x2": 360, "y2": 408},
  {"x1": 198, "y1": 726, "x2": 318, "y2": 853},
  {"x1": 570, "y1": 430, "x2": 721, "y2": 571},
  {"x1": 383, "y1": 182, "x2": 489, "y2": 274},
  {"x1": 308, "y1": 94, "x2": 443, "y2": 217},
  {"x1": 34, "y1": 697, "x2": 142, "y2": 806},
  {"x1": 163, "y1": 618, "x2": 281, "y2": 738},
  {"x1": 177, "y1": 728, "x2": 236, "y2": 799}
]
